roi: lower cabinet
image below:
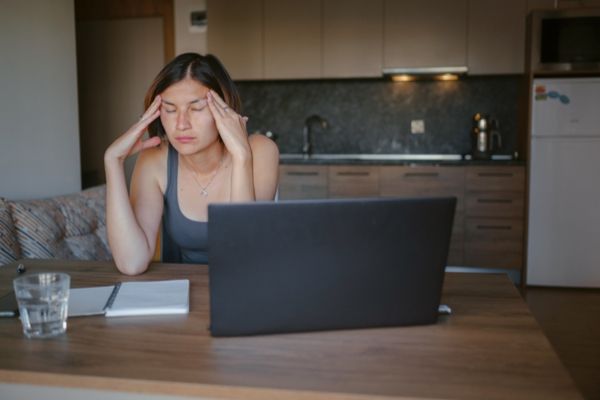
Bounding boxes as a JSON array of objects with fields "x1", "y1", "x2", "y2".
[
  {"x1": 328, "y1": 165, "x2": 379, "y2": 198},
  {"x1": 464, "y1": 166, "x2": 526, "y2": 270},
  {"x1": 278, "y1": 164, "x2": 525, "y2": 270},
  {"x1": 279, "y1": 165, "x2": 328, "y2": 199},
  {"x1": 379, "y1": 165, "x2": 465, "y2": 265}
]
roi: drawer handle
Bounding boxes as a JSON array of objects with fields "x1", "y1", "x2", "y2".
[
  {"x1": 404, "y1": 172, "x2": 440, "y2": 178},
  {"x1": 287, "y1": 171, "x2": 319, "y2": 176},
  {"x1": 476, "y1": 225, "x2": 512, "y2": 230},
  {"x1": 477, "y1": 199, "x2": 512, "y2": 204},
  {"x1": 337, "y1": 172, "x2": 370, "y2": 176},
  {"x1": 477, "y1": 173, "x2": 513, "y2": 177}
]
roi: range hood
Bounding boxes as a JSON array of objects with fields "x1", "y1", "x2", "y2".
[{"x1": 383, "y1": 66, "x2": 468, "y2": 81}]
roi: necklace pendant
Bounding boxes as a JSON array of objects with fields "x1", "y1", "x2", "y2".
[{"x1": 200, "y1": 188, "x2": 208, "y2": 196}]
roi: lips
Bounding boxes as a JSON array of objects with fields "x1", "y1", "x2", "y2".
[{"x1": 175, "y1": 136, "x2": 196, "y2": 144}]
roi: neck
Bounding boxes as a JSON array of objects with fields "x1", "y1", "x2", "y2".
[{"x1": 181, "y1": 140, "x2": 226, "y2": 175}]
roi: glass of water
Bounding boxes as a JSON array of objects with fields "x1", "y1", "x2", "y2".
[{"x1": 13, "y1": 272, "x2": 70, "y2": 339}]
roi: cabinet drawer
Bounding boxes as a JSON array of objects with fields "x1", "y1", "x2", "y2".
[
  {"x1": 466, "y1": 191, "x2": 524, "y2": 218},
  {"x1": 464, "y1": 217, "x2": 523, "y2": 269},
  {"x1": 466, "y1": 166, "x2": 525, "y2": 192},
  {"x1": 279, "y1": 165, "x2": 328, "y2": 199},
  {"x1": 329, "y1": 165, "x2": 379, "y2": 198},
  {"x1": 380, "y1": 166, "x2": 465, "y2": 211}
]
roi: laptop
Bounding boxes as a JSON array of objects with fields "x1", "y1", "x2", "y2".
[{"x1": 207, "y1": 197, "x2": 456, "y2": 337}]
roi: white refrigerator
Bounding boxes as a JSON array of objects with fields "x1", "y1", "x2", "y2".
[{"x1": 527, "y1": 78, "x2": 600, "y2": 287}]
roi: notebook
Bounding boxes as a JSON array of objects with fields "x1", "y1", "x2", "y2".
[
  {"x1": 68, "y1": 279, "x2": 189, "y2": 317},
  {"x1": 207, "y1": 197, "x2": 456, "y2": 337}
]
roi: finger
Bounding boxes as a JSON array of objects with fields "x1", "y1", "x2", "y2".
[
  {"x1": 207, "y1": 93, "x2": 225, "y2": 118},
  {"x1": 134, "y1": 109, "x2": 160, "y2": 132},
  {"x1": 139, "y1": 95, "x2": 162, "y2": 121},
  {"x1": 209, "y1": 90, "x2": 228, "y2": 109}
]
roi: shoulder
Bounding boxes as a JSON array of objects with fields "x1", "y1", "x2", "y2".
[
  {"x1": 248, "y1": 133, "x2": 279, "y2": 161},
  {"x1": 132, "y1": 141, "x2": 169, "y2": 191}
]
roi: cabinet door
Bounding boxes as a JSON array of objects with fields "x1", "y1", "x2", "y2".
[
  {"x1": 468, "y1": 0, "x2": 527, "y2": 74},
  {"x1": 527, "y1": 0, "x2": 557, "y2": 11},
  {"x1": 379, "y1": 166, "x2": 465, "y2": 265},
  {"x1": 322, "y1": 0, "x2": 383, "y2": 78},
  {"x1": 206, "y1": 0, "x2": 263, "y2": 80},
  {"x1": 465, "y1": 218, "x2": 524, "y2": 269},
  {"x1": 264, "y1": 0, "x2": 321, "y2": 79},
  {"x1": 279, "y1": 165, "x2": 328, "y2": 199},
  {"x1": 464, "y1": 166, "x2": 525, "y2": 270},
  {"x1": 383, "y1": 0, "x2": 467, "y2": 69},
  {"x1": 328, "y1": 166, "x2": 379, "y2": 198}
]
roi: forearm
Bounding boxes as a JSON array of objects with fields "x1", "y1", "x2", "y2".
[
  {"x1": 105, "y1": 159, "x2": 153, "y2": 275},
  {"x1": 229, "y1": 152, "x2": 255, "y2": 202}
]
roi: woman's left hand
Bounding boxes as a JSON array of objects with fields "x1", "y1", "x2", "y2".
[{"x1": 207, "y1": 90, "x2": 251, "y2": 161}]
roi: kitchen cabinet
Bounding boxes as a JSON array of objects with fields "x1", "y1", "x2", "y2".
[
  {"x1": 379, "y1": 165, "x2": 465, "y2": 265},
  {"x1": 280, "y1": 163, "x2": 525, "y2": 271},
  {"x1": 322, "y1": 0, "x2": 383, "y2": 78},
  {"x1": 264, "y1": 0, "x2": 321, "y2": 79},
  {"x1": 328, "y1": 166, "x2": 379, "y2": 198},
  {"x1": 206, "y1": 0, "x2": 263, "y2": 80},
  {"x1": 383, "y1": 0, "x2": 468, "y2": 69},
  {"x1": 527, "y1": 0, "x2": 557, "y2": 11},
  {"x1": 464, "y1": 166, "x2": 526, "y2": 269},
  {"x1": 279, "y1": 165, "x2": 328, "y2": 200},
  {"x1": 468, "y1": 0, "x2": 527, "y2": 74}
]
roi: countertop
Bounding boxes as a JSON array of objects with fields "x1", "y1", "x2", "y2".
[{"x1": 279, "y1": 153, "x2": 526, "y2": 166}]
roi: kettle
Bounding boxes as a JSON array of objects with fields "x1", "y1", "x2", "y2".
[{"x1": 472, "y1": 113, "x2": 502, "y2": 159}]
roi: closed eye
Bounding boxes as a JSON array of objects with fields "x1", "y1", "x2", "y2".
[{"x1": 162, "y1": 107, "x2": 176, "y2": 114}]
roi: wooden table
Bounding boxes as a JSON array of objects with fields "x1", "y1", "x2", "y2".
[{"x1": 0, "y1": 260, "x2": 582, "y2": 400}]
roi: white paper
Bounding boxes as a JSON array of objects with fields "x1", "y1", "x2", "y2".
[
  {"x1": 68, "y1": 286, "x2": 114, "y2": 317},
  {"x1": 105, "y1": 280, "x2": 189, "y2": 317}
]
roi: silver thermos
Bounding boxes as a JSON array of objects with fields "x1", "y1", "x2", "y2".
[{"x1": 472, "y1": 113, "x2": 502, "y2": 159}]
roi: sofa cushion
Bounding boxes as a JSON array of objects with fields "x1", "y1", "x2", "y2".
[
  {"x1": 10, "y1": 185, "x2": 111, "y2": 261},
  {"x1": 0, "y1": 197, "x2": 21, "y2": 265}
]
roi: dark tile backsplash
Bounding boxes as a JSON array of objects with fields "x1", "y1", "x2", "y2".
[{"x1": 237, "y1": 75, "x2": 526, "y2": 155}]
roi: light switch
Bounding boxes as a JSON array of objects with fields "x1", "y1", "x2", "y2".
[{"x1": 411, "y1": 120, "x2": 425, "y2": 134}]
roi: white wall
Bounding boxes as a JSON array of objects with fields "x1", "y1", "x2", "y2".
[
  {"x1": 175, "y1": 0, "x2": 207, "y2": 55},
  {"x1": 0, "y1": 0, "x2": 81, "y2": 200}
]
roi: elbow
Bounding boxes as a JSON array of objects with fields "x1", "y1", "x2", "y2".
[{"x1": 113, "y1": 254, "x2": 150, "y2": 276}]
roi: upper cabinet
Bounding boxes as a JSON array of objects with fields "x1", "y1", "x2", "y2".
[
  {"x1": 206, "y1": 0, "x2": 263, "y2": 80},
  {"x1": 322, "y1": 0, "x2": 383, "y2": 78},
  {"x1": 208, "y1": 0, "x2": 586, "y2": 80},
  {"x1": 264, "y1": 0, "x2": 321, "y2": 79},
  {"x1": 383, "y1": 0, "x2": 468, "y2": 69},
  {"x1": 468, "y1": 0, "x2": 527, "y2": 75}
]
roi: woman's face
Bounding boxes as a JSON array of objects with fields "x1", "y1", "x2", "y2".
[{"x1": 159, "y1": 77, "x2": 219, "y2": 155}]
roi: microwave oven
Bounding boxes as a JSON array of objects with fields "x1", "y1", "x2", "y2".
[{"x1": 528, "y1": 8, "x2": 600, "y2": 75}]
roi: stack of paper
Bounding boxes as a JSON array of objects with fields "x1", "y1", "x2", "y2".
[{"x1": 68, "y1": 280, "x2": 189, "y2": 317}]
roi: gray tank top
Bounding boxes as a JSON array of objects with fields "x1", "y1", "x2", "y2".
[{"x1": 162, "y1": 144, "x2": 208, "y2": 264}]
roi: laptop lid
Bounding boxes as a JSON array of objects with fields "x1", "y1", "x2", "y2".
[{"x1": 208, "y1": 197, "x2": 456, "y2": 337}]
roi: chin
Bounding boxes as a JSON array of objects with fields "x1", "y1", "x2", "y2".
[{"x1": 168, "y1": 137, "x2": 218, "y2": 155}]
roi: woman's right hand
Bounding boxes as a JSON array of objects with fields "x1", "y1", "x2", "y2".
[{"x1": 104, "y1": 95, "x2": 163, "y2": 164}]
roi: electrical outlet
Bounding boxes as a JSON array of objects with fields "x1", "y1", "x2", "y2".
[{"x1": 411, "y1": 119, "x2": 425, "y2": 134}]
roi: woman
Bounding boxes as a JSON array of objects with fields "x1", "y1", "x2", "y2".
[{"x1": 104, "y1": 53, "x2": 279, "y2": 275}]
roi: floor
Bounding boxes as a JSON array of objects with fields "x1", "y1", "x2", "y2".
[{"x1": 522, "y1": 287, "x2": 600, "y2": 400}]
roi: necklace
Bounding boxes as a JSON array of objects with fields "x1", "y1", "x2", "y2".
[{"x1": 184, "y1": 154, "x2": 224, "y2": 197}]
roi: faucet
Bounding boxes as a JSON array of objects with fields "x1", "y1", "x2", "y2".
[{"x1": 302, "y1": 114, "x2": 328, "y2": 158}]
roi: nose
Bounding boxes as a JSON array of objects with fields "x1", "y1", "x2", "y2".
[{"x1": 176, "y1": 110, "x2": 191, "y2": 130}]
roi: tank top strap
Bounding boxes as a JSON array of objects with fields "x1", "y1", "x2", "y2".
[{"x1": 165, "y1": 143, "x2": 178, "y2": 199}]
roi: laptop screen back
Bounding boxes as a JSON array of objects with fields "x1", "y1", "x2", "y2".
[{"x1": 208, "y1": 197, "x2": 456, "y2": 336}]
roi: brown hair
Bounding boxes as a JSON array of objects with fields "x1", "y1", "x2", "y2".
[{"x1": 144, "y1": 53, "x2": 242, "y2": 138}]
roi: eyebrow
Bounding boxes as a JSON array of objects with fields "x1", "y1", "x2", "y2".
[{"x1": 161, "y1": 98, "x2": 206, "y2": 106}]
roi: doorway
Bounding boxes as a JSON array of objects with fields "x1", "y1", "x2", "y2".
[{"x1": 74, "y1": 0, "x2": 174, "y2": 188}]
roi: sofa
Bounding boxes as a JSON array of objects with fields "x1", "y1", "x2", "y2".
[{"x1": 0, "y1": 185, "x2": 111, "y2": 267}]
